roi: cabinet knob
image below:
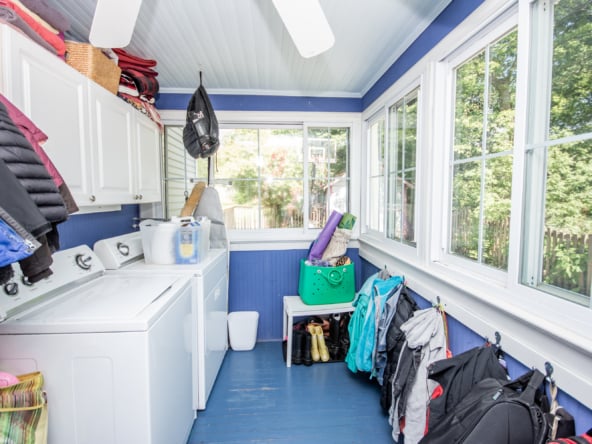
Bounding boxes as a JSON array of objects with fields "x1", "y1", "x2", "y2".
[
  {"x1": 89, "y1": 195, "x2": 96, "y2": 202},
  {"x1": 136, "y1": 194, "x2": 143, "y2": 200}
]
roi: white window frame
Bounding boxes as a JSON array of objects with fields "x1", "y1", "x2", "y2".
[
  {"x1": 437, "y1": 11, "x2": 518, "y2": 284},
  {"x1": 520, "y1": 0, "x2": 592, "y2": 307},
  {"x1": 386, "y1": 87, "x2": 421, "y2": 248},
  {"x1": 159, "y1": 109, "x2": 362, "y2": 250},
  {"x1": 359, "y1": 0, "x2": 592, "y2": 407},
  {"x1": 365, "y1": 111, "x2": 386, "y2": 236},
  {"x1": 362, "y1": 79, "x2": 425, "y2": 264}
]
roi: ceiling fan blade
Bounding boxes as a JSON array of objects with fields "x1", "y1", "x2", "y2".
[
  {"x1": 89, "y1": 0, "x2": 143, "y2": 48},
  {"x1": 272, "y1": 0, "x2": 335, "y2": 58}
]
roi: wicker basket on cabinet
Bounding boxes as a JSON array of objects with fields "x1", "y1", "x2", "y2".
[{"x1": 65, "y1": 41, "x2": 121, "y2": 94}]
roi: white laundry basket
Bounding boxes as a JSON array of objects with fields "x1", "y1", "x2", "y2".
[{"x1": 227, "y1": 311, "x2": 259, "y2": 351}]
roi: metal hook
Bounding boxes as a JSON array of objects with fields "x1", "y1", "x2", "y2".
[
  {"x1": 494, "y1": 331, "x2": 501, "y2": 346},
  {"x1": 545, "y1": 361, "x2": 555, "y2": 383},
  {"x1": 199, "y1": 70, "x2": 203, "y2": 86}
]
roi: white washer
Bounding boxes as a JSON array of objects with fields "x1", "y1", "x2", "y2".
[
  {"x1": 0, "y1": 245, "x2": 194, "y2": 444},
  {"x1": 94, "y1": 232, "x2": 229, "y2": 410}
]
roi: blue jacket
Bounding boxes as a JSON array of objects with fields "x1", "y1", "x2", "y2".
[{"x1": 346, "y1": 273, "x2": 404, "y2": 373}]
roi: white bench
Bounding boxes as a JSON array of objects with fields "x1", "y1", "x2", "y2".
[{"x1": 283, "y1": 295, "x2": 355, "y2": 367}]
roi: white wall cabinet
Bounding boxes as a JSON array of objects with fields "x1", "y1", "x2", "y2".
[
  {"x1": 89, "y1": 86, "x2": 162, "y2": 205},
  {"x1": 0, "y1": 24, "x2": 162, "y2": 209}
]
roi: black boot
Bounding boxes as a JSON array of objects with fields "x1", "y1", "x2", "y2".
[
  {"x1": 292, "y1": 330, "x2": 303, "y2": 365},
  {"x1": 337, "y1": 313, "x2": 351, "y2": 361},
  {"x1": 328, "y1": 314, "x2": 341, "y2": 360},
  {"x1": 303, "y1": 331, "x2": 313, "y2": 366}
]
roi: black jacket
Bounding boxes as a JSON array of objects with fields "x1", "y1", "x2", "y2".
[{"x1": 0, "y1": 100, "x2": 68, "y2": 224}]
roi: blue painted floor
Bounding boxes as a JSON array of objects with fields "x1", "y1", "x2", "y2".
[{"x1": 186, "y1": 341, "x2": 394, "y2": 443}]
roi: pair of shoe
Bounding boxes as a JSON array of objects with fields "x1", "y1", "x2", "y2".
[
  {"x1": 292, "y1": 330, "x2": 313, "y2": 366},
  {"x1": 307, "y1": 324, "x2": 330, "y2": 362}
]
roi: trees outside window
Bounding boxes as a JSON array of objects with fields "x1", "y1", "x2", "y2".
[
  {"x1": 450, "y1": 30, "x2": 517, "y2": 270},
  {"x1": 523, "y1": 0, "x2": 592, "y2": 304},
  {"x1": 163, "y1": 125, "x2": 351, "y2": 231},
  {"x1": 387, "y1": 88, "x2": 419, "y2": 246}
]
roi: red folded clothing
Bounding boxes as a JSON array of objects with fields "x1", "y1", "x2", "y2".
[
  {"x1": 0, "y1": 0, "x2": 65, "y2": 56},
  {"x1": 113, "y1": 48, "x2": 157, "y2": 68},
  {"x1": 122, "y1": 68, "x2": 159, "y2": 98},
  {"x1": 118, "y1": 62, "x2": 158, "y2": 77},
  {"x1": 19, "y1": 0, "x2": 70, "y2": 33},
  {"x1": 0, "y1": 6, "x2": 57, "y2": 55}
]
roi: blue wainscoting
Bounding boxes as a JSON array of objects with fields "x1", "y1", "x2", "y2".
[
  {"x1": 57, "y1": 205, "x2": 139, "y2": 249},
  {"x1": 228, "y1": 248, "x2": 362, "y2": 341}
]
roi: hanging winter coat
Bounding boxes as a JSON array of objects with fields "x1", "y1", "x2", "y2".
[
  {"x1": 345, "y1": 273, "x2": 375, "y2": 373},
  {"x1": 389, "y1": 307, "x2": 448, "y2": 444},
  {"x1": 0, "y1": 206, "x2": 40, "y2": 268},
  {"x1": 0, "y1": 100, "x2": 67, "y2": 225},
  {"x1": 373, "y1": 281, "x2": 404, "y2": 384},
  {"x1": 380, "y1": 286, "x2": 419, "y2": 411},
  {"x1": 346, "y1": 273, "x2": 404, "y2": 373}
]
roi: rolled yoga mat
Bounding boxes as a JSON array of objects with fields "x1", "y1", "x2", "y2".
[{"x1": 308, "y1": 210, "x2": 343, "y2": 261}]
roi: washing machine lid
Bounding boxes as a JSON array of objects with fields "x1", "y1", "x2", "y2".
[
  {"x1": 119, "y1": 248, "x2": 227, "y2": 276},
  {"x1": 0, "y1": 272, "x2": 190, "y2": 334}
]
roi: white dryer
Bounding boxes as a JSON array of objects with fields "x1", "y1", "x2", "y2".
[
  {"x1": 0, "y1": 245, "x2": 194, "y2": 444},
  {"x1": 94, "y1": 232, "x2": 228, "y2": 410}
]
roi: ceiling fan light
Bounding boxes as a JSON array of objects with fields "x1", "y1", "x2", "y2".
[
  {"x1": 272, "y1": 0, "x2": 335, "y2": 58},
  {"x1": 89, "y1": 0, "x2": 143, "y2": 48}
]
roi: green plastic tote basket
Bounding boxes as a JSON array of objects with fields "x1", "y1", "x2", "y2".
[{"x1": 298, "y1": 259, "x2": 355, "y2": 305}]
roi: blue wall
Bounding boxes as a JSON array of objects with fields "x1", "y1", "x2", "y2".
[
  {"x1": 228, "y1": 248, "x2": 362, "y2": 341},
  {"x1": 57, "y1": 205, "x2": 139, "y2": 250}
]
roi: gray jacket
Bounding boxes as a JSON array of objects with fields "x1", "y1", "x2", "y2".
[{"x1": 389, "y1": 307, "x2": 448, "y2": 444}]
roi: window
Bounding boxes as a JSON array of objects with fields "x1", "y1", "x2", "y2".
[
  {"x1": 307, "y1": 127, "x2": 351, "y2": 228},
  {"x1": 163, "y1": 126, "x2": 208, "y2": 218},
  {"x1": 216, "y1": 127, "x2": 304, "y2": 230},
  {"x1": 163, "y1": 124, "x2": 351, "y2": 232},
  {"x1": 523, "y1": 0, "x2": 592, "y2": 305},
  {"x1": 387, "y1": 88, "x2": 420, "y2": 246},
  {"x1": 449, "y1": 29, "x2": 517, "y2": 270},
  {"x1": 367, "y1": 116, "x2": 385, "y2": 232}
]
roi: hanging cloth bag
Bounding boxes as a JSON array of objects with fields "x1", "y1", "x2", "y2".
[
  {"x1": 183, "y1": 73, "x2": 220, "y2": 159},
  {"x1": 0, "y1": 372, "x2": 48, "y2": 444}
]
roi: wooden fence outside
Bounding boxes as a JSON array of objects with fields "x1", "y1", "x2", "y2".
[{"x1": 544, "y1": 229, "x2": 592, "y2": 297}]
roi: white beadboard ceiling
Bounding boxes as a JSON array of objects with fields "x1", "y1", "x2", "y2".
[{"x1": 49, "y1": 0, "x2": 452, "y2": 97}]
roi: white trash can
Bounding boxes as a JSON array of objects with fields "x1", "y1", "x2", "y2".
[{"x1": 228, "y1": 311, "x2": 259, "y2": 351}]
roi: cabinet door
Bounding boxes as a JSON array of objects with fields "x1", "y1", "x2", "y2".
[
  {"x1": 89, "y1": 85, "x2": 135, "y2": 204},
  {"x1": 134, "y1": 113, "x2": 162, "y2": 203},
  {"x1": 1, "y1": 25, "x2": 92, "y2": 206}
]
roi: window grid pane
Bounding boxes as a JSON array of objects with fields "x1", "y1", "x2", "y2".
[
  {"x1": 523, "y1": 0, "x2": 592, "y2": 305},
  {"x1": 308, "y1": 127, "x2": 350, "y2": 229},
  {"x1": 450, "y1": 30, "x2": 516, "y2": 270},
  {"x1": 387, "y1": 89, "x2": 419, "y2": 246}
]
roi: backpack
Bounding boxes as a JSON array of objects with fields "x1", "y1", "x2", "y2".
[
  {"x1": 419, "y1": 368, "x2": 549, "y2": 444},
  {"x1": 183, "y1": 79, "x2": 219, "y2": 159},
  {"x1": 426, "y1": 344, "x2": 509, "y2": 429},
  {"x1": 547, "y1": 429, "x2": 592, "y2": 444}
]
